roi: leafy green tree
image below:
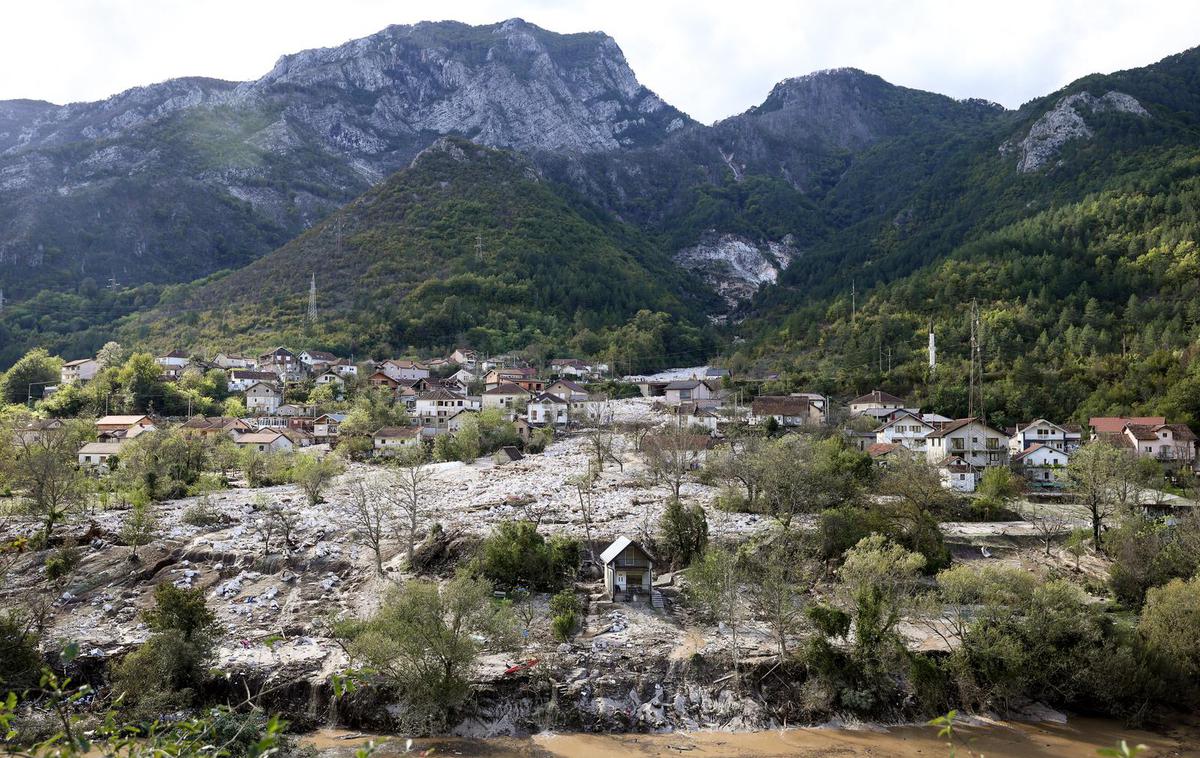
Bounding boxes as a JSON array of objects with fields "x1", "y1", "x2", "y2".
[
  {"x1": 478, "y1": 521, "x2": 579, "y2": 592},
  {"x1": 658, "y1": 497, "x2": 708, "y2": 569},
  {"x1": 120, "y1": 490, "x2": 158, "y2": 560},
  {"x1": 115, "y1": 352, "x2": 165, "y2": 413},
  {"x1": 687, "y1": 545, "x2": 750, "y2": 685},
  {"x1": 1, "y1": 348, "x2": 60, "y2": 405},
  {"x1": 1, "y1": 415, "x2": 91, "y2": 542},
  {"x1": 337, "y1": 573, "x2": 516, "y2": 731},
  {"x1": 1139, "y1": 575, "x2": 1200, "y2": 680},
  {"x1": 290, "y1": 453, "x2": 344, "y2": 506},
  {"x1": 112, "y1": 584, "x2": 220, "y2": 718},
  {"x1": 1068, "y1": 441, "x2": 1132, "y2": 548}
]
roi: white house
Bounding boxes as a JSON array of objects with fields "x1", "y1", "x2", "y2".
[
  {"x1": 925, "y1": 418, "x2": 1010, "y2": 469},
  {"x1": 849, "y1": 389, "x2": 906, "y2": 416},
  {"x1": 482, "y1": 382, "x2": 531, "y2": 411},
  {"x1": 671, "y1": 402, "x2": 719, "y2": 433},
  {"x1": 332, "y1": 361, "x2": 359, "y2": 377},
  {"x1": 1120, "y1": 423, "x2": 1198, "y2": 464},
  {"x1": 214, "y1": 353, "x2": 255, "y2": 370},
  {"x1": 300, "y1": 350, "x2": 337, "y2": 366},
  {"x1": 228, "y1": 369, "x2": 279, "y2": 393},
  {"x1": 938, "y1": 456, "x2": 977, "y2": 492},
  {"x1": 874, "y1": 411, "x2": 935, "y2": 452},
  {"x1": 313, "y1": 413, "x2": 347, "y2": 444},
  {"x1": 1013, "y1": 443, "x2": 1070, "y2": 485},
  {"x1": 373, "y1": 426, "x2": 421, "y2": 456},
  {"x1": 1009, "y1": 419, "x2": 1082, "y2": 454},
  {"x1": 244, "y1": 381, "x2": 282, "y2": 414},
  {"x1": 664, "y1": 380, "x2": 718, "y2": 407},
  {"x1": 234, "y1": 431, "x2": 294, "y2": 453},
  {"x1": 60, "y1": 358, "x2": 100, "y2": 385},
  {"x1": 381, "y1": 360, "x2": 429, "y2": 382},
  {"x1": 258, "y1": 347, "x2": 301, "y2": 380},
  {"x1": 415, "y1": 389, "x2": 468, "y2": 428},
  {"x1": 549, "y1": 358, "x2": 595, "y2": 379},
  {"x1": 445, "y1": 409, "x2": 475, "y2": 434},
  {"x1": 546, "y1": 379, "x2": 589, "y2": 404},
  {"x1": 314, "y1": 371, "x2": 345, "y2": 388},
  {"x1": 450, "y1": 348, "x2": 478, "y2": 368},
  {"x1": 156, "y1": 350, "x2": 190, "y2": 369},
  {"x1": 77, "y1": 441, "x2": 123, "y2": 470},
  {"x1": 527, "y1": 392, "x2": 569, "y2": 426}
]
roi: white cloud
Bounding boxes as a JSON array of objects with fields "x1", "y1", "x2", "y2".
[{"x1": 1, "y1": 0, "x2": 1197, "y2": 121}]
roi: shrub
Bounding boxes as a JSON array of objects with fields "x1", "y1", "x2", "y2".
[
  {"x1": 44, "y1": 544, "x2": 81, "y2": 584},
  {"x1": 658, "y1": 498, "x2": 708, "y2": 569},
  {"x1": 0, "y1": 612, "x2": 40, "y2": 691},
  {"x1": 478, "y1": 521, "x2": 579, "y2": 592}
]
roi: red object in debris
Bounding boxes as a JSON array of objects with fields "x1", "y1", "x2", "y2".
[{"x1": 504, "y1": 658, "x2": 539, "y2": 676}]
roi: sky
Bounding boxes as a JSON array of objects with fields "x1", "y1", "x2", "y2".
[{"x1": 3, "y1": 1, "x2": 1199, "y2": 123}]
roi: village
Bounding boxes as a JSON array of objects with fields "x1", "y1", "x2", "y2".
[
  {"x1": 50, "y1": 344, "x2": 1200, "y2": 492},
  {"x1": 4, "y1": 341, "x2": 1200, "y2": 742}
]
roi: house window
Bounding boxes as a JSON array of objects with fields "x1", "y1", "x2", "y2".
[{"x1": 1145, "y1": 446, "x2": 1152, "y2": 452}]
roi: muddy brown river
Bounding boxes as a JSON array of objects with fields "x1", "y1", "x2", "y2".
[{"x1": 305, "y1": 718, "x2": 1199, "y2": 757}]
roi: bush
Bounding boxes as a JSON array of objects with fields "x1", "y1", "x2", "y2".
[
  {"x1": 44, "y1": 544, "x2": 81, "y2": 584},
  {"x1": 551, "y1": 611, "x2": 577, "y2": 642},
  {"x1": 658, "y1": 498, "x2": 708, "y2": 569},
  {"x1": 0, "y1": 612, "x2": 40, "y2": 691},
  {"x1": 478, "y1": 521, "x2": 579, "y2": 592},
  {"x1": 112, "y1": 583, "x2": 220, "y2": 720}
]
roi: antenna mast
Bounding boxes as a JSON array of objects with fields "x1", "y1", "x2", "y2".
[{"x1": 307, "y1": 274, "x2": 317, "y2": 323}]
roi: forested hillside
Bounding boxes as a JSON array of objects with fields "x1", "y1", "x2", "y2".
[{"x1": 117, "y1": 138, "x2": 721, "y2": 371}]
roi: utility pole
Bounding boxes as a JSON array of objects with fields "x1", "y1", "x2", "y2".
[
  {"x1": 928, "y1": 319, "x2": 936, "y2": 370},
  {"x1": 968, "y1": 303, "x2": 976, "y2": 419},
  {"x1": 851, "y1": 280, "x2": 856, "y2": 324},
  {"x1": 307, "y1": 273, "x2": 317, "y2": 323},
  {"x1": 476, "y1": 234, "x2": 483, "y2": 263},
  {"x1": 0, "y1": 288, "x2": 5, "y2": 312},
  {"x1": 968, "y1": 300, "x2": 984, "y2": 421}
]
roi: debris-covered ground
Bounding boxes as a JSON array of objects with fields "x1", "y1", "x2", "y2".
[{"x1": 0, "y1": 397, "x2": 1118, "y2": 735}]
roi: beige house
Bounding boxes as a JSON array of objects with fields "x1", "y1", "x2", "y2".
[
  {"x1": 601, "y1": 536, "x2": 655, "y2": 601},
  {"x1": 244, "y1": 381, "x2": 282, "y2": 414},
  {"x1": 234, "y1": 431, "x2": 295, "y2": 453},
  {"x1": 78, "y1": 441, "x2": 123, "y2": 469},
  {"x1": 527, "y1": 392, "x2": 569, "y2": 426},
  {"x1": 373, "y1": 426, "x2": 421, "y2": 456},
  {"x1": 750, "y1": 395, "x2": 823, "y2": 427},
  {"x1": 482, "y1": 382, "x2": 531, "y2": 411},
  {"x1": 60, "y1": 358, "x2": 100, "y2": 385},
  {"x1": 849, "y1": 389, "x2": 906, "y2": 416}
]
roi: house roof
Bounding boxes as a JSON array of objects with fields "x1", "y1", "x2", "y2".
[
  {"x1": 1160, "y1": 423, "x2": 1198, "y2": 441},
  {"x1": 162, "y1": 349, "x2": 188, "y2": 359},
  {"x1": 304, "y1": 350, "x2": 337, "y2": 361},
  {"x1": 314, "y1": 413, "x2": 348, "y2": 423},
  {"x1": 924, "y1": 417, "x2": 1006, "y2": 440},
  {"x1": 1125, "y1": 424, "x2": 1161, "y2": 442},
  {"x1": 483, "y1": 382, "x2": 531, "y2": 396},
  {"x1": 418, "y1": 388, "x2": 466, "y2": 401},
  {"x1": 938, "y1": 455, "x2": 976, "y2": 472},
  {"x1": 1013, "y1": 443, "x2": 1069, "y2": 463},
  {"x1": 230, "y1": 369, "x2": 278, "y2": 380},
  {"x1": 599, "y1": 536, "x2": 654, "y2": 565},
  {"x1": 674, "y1": 401, "x2": 717, "y2": 417},
  {"x1": 873, "y1": 411, "x2": 931, "y2": 432},
  {"x1": 531, "y1": 392, "x2": 567, "y2": 404},
  {"x1": 549, "y1": 379, "x2": 587, "y2": 393},
  {"x1": 182, "y1": 416, "x2": 247, "y2": 430},
  {"x1": 752, "y1": 395, "x2": 813, "y2": 416},
  {"x1": 550, "y1": 358, "x2": 589, "y2": 368},
  {"x1": 867, "y1": 442, "x2": 902, "y2": 458},
  {"x1": 62, "y1": 358, "x2": 96, "y2": 367},
  {"x1": 495, "y1": 445, "x2": 524, "y2": 461},
  {"x1": 245, "y1": 381, "x2": 280, "y2": 394},
  {"x1": 1089, "y1": 416, "x2": 1166, "y2": 434},
  {"x1": 374, "y1": 426, "x2": 420, "y2": 439},
  {"x1": 665, "y1": 380, "x2": 701, "y2": 390},
  {"x1": 96, "y1": 415, "x2": 151, "y2": 427},
  {"x1": 850, "y1": 389, "x2": 906, "y2": 406},
  {"x1": 235, "y1": 432, "x2": 288, "y2": 444},
  {"x1": 79, "y1": 442, "x2": 123, "y2": 455}
]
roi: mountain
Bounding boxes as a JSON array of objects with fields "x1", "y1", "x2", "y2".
[
  {"x1": 0, "y1": 18, "x2": 688, "y2": 297},
  {"x1": 118, "y1": 137, "x2": 719, "y2": 369}
]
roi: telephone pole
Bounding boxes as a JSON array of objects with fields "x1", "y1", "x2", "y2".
[
  {"x1": 851, "y1": 280, "x2": 857, "y2": 324},
  {"x1": 968, "y1": 301, "x2": 984, "y2": 420},
  {"x1": 476, "y1": 234, "x2": 483, "y2": 263},
  {"x1": 307, "y1": 274, "x2": 317, "y2": 323},
  {"x1": 928, "y1": 319, "x2": 936, "y2": 370}
]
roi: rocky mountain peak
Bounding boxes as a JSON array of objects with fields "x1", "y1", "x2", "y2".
[{"x1": 1006, "y1": 90, "x2": 1151, "y2": 173}]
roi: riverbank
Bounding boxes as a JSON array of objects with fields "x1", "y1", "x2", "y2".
[{"x1": 305, "y1": 717, "x2": 1199, "y2": 757}]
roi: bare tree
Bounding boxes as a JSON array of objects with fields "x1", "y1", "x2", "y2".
[
  {"x1": 567, "y1": 469, "x2": 599, "y2": 564},
  {"x1": 581, "y1": 403, "x2": 622, "y2": 473},
  {"x1": 748, "y1": 541, "x2": 815, "y2": 659},
  {"x1": 346, "y1": 476, "x2": 392, "y2": 575},
  {"x1": 1019, "y1": 501, "x2": 1070, "y2": 556},
  {"x1": 713, "y1": 435, "x2": 766, "y2": 508},
  {"x1": 688, "y1": 546, "x2": 748, "y2": 687},
  {"x1": 388, "y1": 447, "x2": 435, "y2": 566},
  {"x1": 643, "y1": 421, "x2": 704, "y2": 501}
]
